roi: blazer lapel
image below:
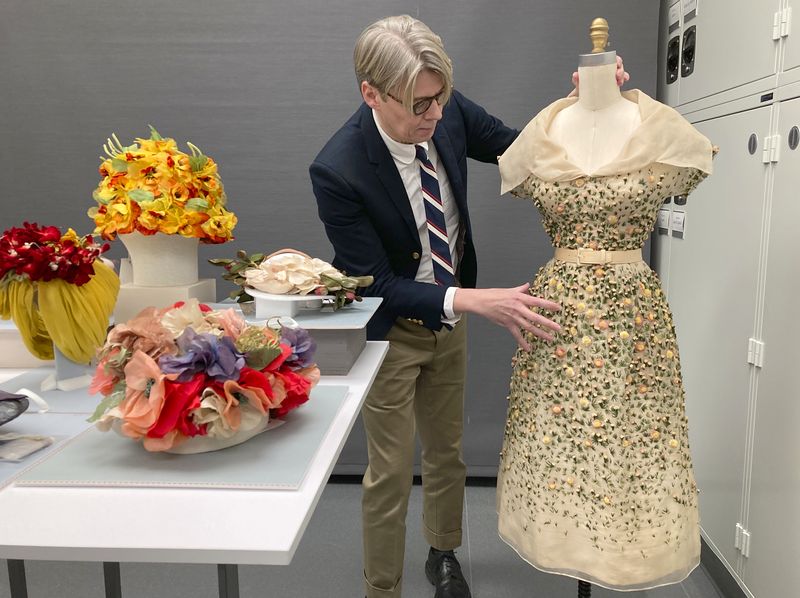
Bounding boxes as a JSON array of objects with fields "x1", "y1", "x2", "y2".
[
  {"x1": 360, "y1": 106, "x2": 419, "y2": 241},
  {"x1": 432, "y1": 125, "x2": 467, "y2": 217}
]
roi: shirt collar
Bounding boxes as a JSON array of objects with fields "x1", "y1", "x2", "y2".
[{"x1": 372, "y1": 109, "x2": 429, "y2": 165}]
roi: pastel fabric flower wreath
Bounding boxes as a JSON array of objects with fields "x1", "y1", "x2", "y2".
[{"x1": 89, "y1": 299, "x2": 320, "y2": 452}]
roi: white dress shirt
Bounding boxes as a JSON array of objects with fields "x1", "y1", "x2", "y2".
[{"x1": 373, "y1": 110, "x2": 460, "y2": 323}]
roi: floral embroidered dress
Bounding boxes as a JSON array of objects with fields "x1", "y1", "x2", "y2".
[{"x1": 495, "y1": 90, "x2": 714, "y2": 591}]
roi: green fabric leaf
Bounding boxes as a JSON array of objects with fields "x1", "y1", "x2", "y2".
[
  {"x1": 90, "y1": 190, "x2": 108, "y2": 206},
  {"x1": 350, "y1": 275, "x2": 374, "y2": 287},
  {"x1": 245, "y1": 346, "x2": 282, "y2": 371},
  {"x1": 111, "y1": 158, "x2": 129, "y2": 173},
  {"x1": 148, "y1": 125, "x2": 163, "y2": 140},
  {"x1": 128, "y1": 189, "x2": 154, "y2": 203},
  {"x1": 87, "y1": 389, "x2": 125, "y2": 423},
  {"x1": 185, "y1": 197, "x2": 210, "y2": 211},
  {"x1": 189, "y1": 155, "x2": 208, "y2": 172}
]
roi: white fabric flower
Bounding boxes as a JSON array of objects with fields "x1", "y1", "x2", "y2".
[
  {"x1": 243, "y1": 252, "x2": 340, "y2": 295},
  {"x1": 160, "y1": 298, "x2": 220, "y2": 337},
  {"x1": 191, "y1": 388, "x2": 265, "y2": 439}
]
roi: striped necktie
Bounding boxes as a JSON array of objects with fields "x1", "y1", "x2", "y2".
[{"x1": 415, "y1": 144, "x2": 456, "y2": 287}]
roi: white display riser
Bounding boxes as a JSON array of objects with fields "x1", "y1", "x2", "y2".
[
  {"x1": 308, "y1": 329, "x2": 366, "y2": 376},
  {"x1": 0, "y1": 321, "x2": 52, "y2": 369},
  {"x1": 233, "y1": 297, "x2": 382, "y2": 377},
  {"x1": 114, "y1": 279, "x2": 216, "y2": 323}
]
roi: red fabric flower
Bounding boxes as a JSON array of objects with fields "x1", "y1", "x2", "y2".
[
  {"x1": 147, "y1": 373, "x2": 208, "y2": 439},
  {"x1": 235, "y1": 367, "x2": 275, "y2": 400},
  {"x1": 271, "y1": 367, "x2": 312, "y2": 418},
  {"x1": 171, "y1": 301, "x2": 213, "y2": 313},
  {"x1": 0, "y1": 222, "x2": 108, "y2": 285},
  {"x1": 39, "y1": 226, "x2": 61, "y2": 243}
]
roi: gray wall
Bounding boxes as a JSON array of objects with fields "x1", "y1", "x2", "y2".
[{"x1": 0, "y1": 0, "x2": 659, "y2": 475}]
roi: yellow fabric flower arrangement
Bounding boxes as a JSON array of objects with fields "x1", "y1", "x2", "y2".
[
  {"x1": 88, "y1": 126, "x2": 237, "y2": 244},
  {"x1": 0, "y1": 223, "x2": 120, "y2": 364}
]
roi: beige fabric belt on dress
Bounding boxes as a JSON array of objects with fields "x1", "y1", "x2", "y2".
[{"x1": 554, "y1": 248, "x2": 643, "y2": 265}]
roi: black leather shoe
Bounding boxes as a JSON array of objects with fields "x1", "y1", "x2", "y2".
[{"x1": 425, "y1": 548, "x2": 472, "y2": 598}]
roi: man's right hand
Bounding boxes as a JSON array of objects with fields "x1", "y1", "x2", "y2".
[{"x1": 453, "y1": 284, "x2": 561, "y2": 351}]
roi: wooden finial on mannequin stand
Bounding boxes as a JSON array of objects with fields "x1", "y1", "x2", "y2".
[{"x1": 589, "y1": 17, "x2": 609, "y2": 54}]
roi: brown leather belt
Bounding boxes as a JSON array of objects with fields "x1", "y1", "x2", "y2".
[{"x1": 554, "y1": 248, "x2": 642, "y2": 265}]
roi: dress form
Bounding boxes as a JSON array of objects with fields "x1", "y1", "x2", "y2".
[
  {"x1": 549, "y1": 49, "x2": 640, "y2": 176},
  {"x1": 557, "y1": 21, "x2": 635, "y2": 598},
  {"x1": 497, "y1": 20, "x2": 713, "y2": 597}
]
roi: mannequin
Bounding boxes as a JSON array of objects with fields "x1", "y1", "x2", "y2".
[
  {"x1": 559, "y1": 26, "x2": 637, "y2": 598},
  {"x1": 550, "y1": 52, "x2": 640, "y2": 175}
]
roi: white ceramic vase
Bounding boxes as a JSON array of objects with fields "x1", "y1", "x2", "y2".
[{"x1": 120, "y1": 232, "x2": 199, "y2": 287}]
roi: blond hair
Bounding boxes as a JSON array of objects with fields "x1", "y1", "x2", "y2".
[{"x1": 354, "y1": 15, "x2": 453, "y2": 112}]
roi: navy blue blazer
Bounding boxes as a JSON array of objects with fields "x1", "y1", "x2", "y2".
[{"x1": 310, "y1": 90, "x2": 518, "y2": 340}]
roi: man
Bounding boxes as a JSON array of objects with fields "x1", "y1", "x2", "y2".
[{"x1": 310, "y1": 15, "x2": 625, "y2": 598}]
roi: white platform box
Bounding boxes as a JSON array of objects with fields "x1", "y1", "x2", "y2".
[
  {"x1": 211, "y1": 297, "x2": 382, "y2": 376},
  {"x1": 114, "y1": 278, "x2": 216, "y2": 323},
  {"x1": 0, "y1": 320, "x2": 53, "y2": 368},
  {"x1": 278, "y1": 297, "x2": 381, "y2": 376}
]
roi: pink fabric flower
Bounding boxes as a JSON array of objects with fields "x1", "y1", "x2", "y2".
[
  {"x1": 89, "y1": 358, "x2": 118, "y2": 395},
  {"x1": 103, "y1": 307, "x2": 176, "y2": 376},
  {"x1": 98, "y1": 350, "x2": 171, "y2": 439},
  {"x1": 210, "y1": 308, "x2": 247, "y2": 341}
]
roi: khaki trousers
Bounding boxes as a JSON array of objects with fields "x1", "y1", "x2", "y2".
[{"x1": 362, "y1": 318, "x2": 468, "y2": 598}]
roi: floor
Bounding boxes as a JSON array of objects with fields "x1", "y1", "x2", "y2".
[{"x1": 0, "y1": 482, "x2": 726, "y2": 598}]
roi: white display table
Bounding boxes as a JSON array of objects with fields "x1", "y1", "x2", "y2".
[{"x1": 0, "y1": 341, "x2": 387, "y2": 597}]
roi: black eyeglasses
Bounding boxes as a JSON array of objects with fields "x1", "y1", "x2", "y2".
[{"x1": 386, "y1": 88, "x2": 448, "y2": 116}]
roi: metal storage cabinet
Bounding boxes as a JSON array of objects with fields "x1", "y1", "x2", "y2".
[
  {"x1": 658, "y1": 0, "x2": 682, "y2": 108},
  {"x1": 676, "y1": 0, "x2": 781, "y2": 106},
  {"x1": 743, "y1": 95, "x2": 800, "y2": 598},
  {"x1": 649, "y1": 201, "x2": 673, "y2": 296},
  {"x1": 780, "y1": 0, "x2": 800, "y2": 77},
  {"x1": 662, "y1": 105, "x2": 773, "y2": 574}
]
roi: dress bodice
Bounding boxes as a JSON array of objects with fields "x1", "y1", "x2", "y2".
[{"x1": 513, "y1": 164, "x2": 707, "y2": 251}]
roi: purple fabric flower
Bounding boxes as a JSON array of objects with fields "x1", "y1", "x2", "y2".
[
  {"x1": 159, "y1": 328, "x2": 245, "y2": 382},
  {"x1": 280, "y1": 326, "x2": 317, "y2": 370}
]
